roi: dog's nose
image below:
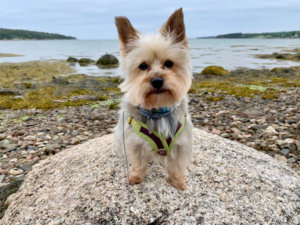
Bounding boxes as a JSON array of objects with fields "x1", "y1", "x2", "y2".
[{"x1": 151, "y1": 77, "x2": 164, "y2": 89}]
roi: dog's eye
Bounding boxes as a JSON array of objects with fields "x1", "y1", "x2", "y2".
[
  {"x1": 139, "y1": 63, "x2": 148, "y2": 71},
  {"x1": 164, "y1": 60, "x2": 173, "y2": 68}
]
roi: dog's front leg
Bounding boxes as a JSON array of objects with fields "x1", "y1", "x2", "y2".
[
  {"x1": 166, "y1": 146, "x2": 191, "y2": 190},
  {"x1": 127, "y1": 148, "x2": 148, "y2": 185}
]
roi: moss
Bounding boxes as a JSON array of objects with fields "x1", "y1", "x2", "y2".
[
  {"x1": 63, "y1": 100, "x2": 93, "y2": 107},
  {"x1": 67, "y1": 89, "x2": 91, "y2": 97},
  {"x1": 109, "y1": 102, "x2": 119, "y2": 110},
  {"x1": 110, "y1": 76, "x2": 122, "y2": 83},
  {"x1": 188, "y1": 88, "x2": 198, "y2": 94},
  {"x1": 23, "y1": 83, "x2": 32, "y2": 89},
  {"x1": 0, "y1": 61, "x2": 75, "y2": 87},
  {"x1": 103, "y1": 87, "x2": 122, "y2": 95},
  {"x1": 194, "y1": 80, "x2": 282, "y2": 99},
  {"x1": 98, "y1": 95, "x2": 109, "y2": 101},
  {"x1": 201, "y1": 66, "x2": 228, "y2": 76},
  {"x1": 205, "y1": 96, "x2": 225, "y2": 102},
  {"x1": 261, "y1": 88, "x2": 280, "y2": 99}
]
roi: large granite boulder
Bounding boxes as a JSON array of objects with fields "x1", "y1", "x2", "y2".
[
  {"x1": 96, "y1": 54, "x2": 119, "y2": 66},
  {"x1": 2, "y1": 129, "x2": 300, "y2": 224}
]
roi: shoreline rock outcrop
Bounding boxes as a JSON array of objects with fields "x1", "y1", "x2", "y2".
[{"x1": 2, "y1": 128, "x2": 300, "y2": 224}]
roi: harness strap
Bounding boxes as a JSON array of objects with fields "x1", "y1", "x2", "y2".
[{"x1": 127, "y1": 115, "x2": 186, "y2": 156}]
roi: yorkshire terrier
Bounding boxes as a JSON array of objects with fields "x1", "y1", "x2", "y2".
[{"x1": 114, "y1": 8, "x2": 193, "y2": 190}]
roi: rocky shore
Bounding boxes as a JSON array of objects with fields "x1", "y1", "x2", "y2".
[{"x1": 0, "y1": 60, "x2": 300, "y2": 217}]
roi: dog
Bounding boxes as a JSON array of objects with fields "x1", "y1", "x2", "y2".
[{"x1": 114, "y1": 8, "x2": 193, "y2": 190}]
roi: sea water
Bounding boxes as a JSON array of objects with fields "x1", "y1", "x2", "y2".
[{"x1": 0, "y1": 39, "x2": 299, "y2": 76}]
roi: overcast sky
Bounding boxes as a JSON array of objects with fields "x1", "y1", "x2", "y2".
[{"x1": 1, "y1": 0, "x2": 299, "y2": 39}]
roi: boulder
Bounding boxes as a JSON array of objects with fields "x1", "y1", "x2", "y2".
[
  {"x1": 201, "y1": 66, "x2": 228, "y2": 76},
  {"x1": 78, "y1": 58, "x2": 95, "y2": 65},
  {"x1": 2, "y1": 129, "x2": 300, "y2": 224},
  {"x1": 66, "y1": 57, "x2": 79, "y2": 63},
  {"x1": 96, "y1": 54, "x2": 119, "y2": 66}
]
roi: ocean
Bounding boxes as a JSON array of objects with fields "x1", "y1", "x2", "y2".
[{"x1": 0, "y1": 39, "x2": 300, "y2": 77}]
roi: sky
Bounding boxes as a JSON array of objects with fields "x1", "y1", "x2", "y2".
[{"x1": 1, "y1": 0, "x2": 299, "y2": 39}]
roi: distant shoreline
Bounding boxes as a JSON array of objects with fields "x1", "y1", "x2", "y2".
[
  {"x1": 197, "y1": 37, "x2": 300, "y2": 39},
  {"x1": 0, "y1": 39, "x2": 77, "y2": 41}
]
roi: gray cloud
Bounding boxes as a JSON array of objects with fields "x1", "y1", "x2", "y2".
[{"x1": 0, "y1": 0, "x2": 299, "y2": 39}]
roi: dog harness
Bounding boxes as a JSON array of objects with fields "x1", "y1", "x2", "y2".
[{"x1": 127, "y1": 114, "x2": 185, "y2": 156}]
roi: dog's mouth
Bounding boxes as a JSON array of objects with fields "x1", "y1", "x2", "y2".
[{"x1": 148, "y1": 88, "x2": 168, "y2": 96}]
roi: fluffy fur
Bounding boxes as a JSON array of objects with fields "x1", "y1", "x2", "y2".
[{"x1": 114, "y1": 8, "x2": 193, "y2": 190}]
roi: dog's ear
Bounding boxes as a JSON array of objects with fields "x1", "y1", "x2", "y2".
[
  {"x1": 160, "y1": 8, "x2": 188, "y2": 46},
  {"x1": 115, "y1": 17, "x2": 139, "y2": 54}
]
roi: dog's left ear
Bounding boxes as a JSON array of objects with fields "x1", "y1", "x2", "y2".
[{"x1": 160, "y1": 8, "x2": 188, "y2": 46}]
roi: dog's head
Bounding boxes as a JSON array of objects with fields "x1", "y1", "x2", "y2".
[{"x1": 115, "y1": 8, "x2": 192, "y2": 110}]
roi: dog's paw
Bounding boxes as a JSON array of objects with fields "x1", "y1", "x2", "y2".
[
  {"x1": 168, "y1": 177, "x2": 187, "y2": 190},
  {"x1": 129, "y1": 174, "x2": 143, "y2": 185}
]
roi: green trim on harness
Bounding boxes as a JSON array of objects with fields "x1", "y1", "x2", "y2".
[{"x1": 127, "y1": 115, "x2": 186, "y2": 156}]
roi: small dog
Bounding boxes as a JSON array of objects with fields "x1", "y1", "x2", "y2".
[{"x1": 114, "y1": 8, "x2": 193, "y2": 190}]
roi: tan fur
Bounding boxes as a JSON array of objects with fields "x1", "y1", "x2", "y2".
[{"x1": 114, "y1": 8, "x2": 193, "y2": 190}]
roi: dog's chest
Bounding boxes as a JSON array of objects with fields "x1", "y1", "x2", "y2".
[{"x1": 141, "y1": 115, "x2": 175, "y2": 138}]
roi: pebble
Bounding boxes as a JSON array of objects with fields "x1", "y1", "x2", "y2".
[
  {"x1": 8, "y1": 168, "x2": 23, "y2": 176},
  {"x1": 274, "y1": 154, "x2": 287, "y2": 163}
]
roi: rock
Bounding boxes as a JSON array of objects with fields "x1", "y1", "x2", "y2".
[
  {"x1": 91, "y1": 113, "x2": 105, "y2": 120},
  {"x1": 280, "y1": 149, "x2": 290, "y2": 156},
  {"x1": 295, "y1": 140, "x2": 300, "y2": 150},
  {"x1": 266, "y1": 115, "x2": 275, "y2": 122},
  {"x1": 19, "y1": 163, "x2": 33, "y2": 172},
  {"x1": 0, "y1": 133, "x2": 6, "y2": 140},
  {"x1": 265, "y1": 126, "x2": 278, "y2": 135},
  {"x1": 201, "y1": 66, "x2": 228, "y2": 76},
  {"x1": 8, "y1": 168, "x2": 23, "y2": 176},
  {"x1": 2, "y1": 163, "x2": 15, "y2": 171},
  {"x1": 221, "y1": 133, "x2": 230, "y2": 138},
  {"x1": 2, "y1": 145, "x2": 17, "y2": 154},
  {"x1": 4, "y1": 193, "x2": 17, "y2": 209},
  {"x1": 0, "y1": 183, "x2": 9, "y2": 188},
  {"x1": 0, "y1": 170, "x2": 8, "y2": 175},
  {"x1": 66, "y1": 57, "x2": 79, "y2": 63},
  {"x1": 71, "y1": 138, "x2": 80, "y2": 145},
  {"x1": 51, "y1": 76, "x2": 69, "y2": 85},
  {"x1": 70, "y1": 95, "x2": 97, "y2": 102},
  {"x1": 287, "y1": 158, "x2": 297, "y2": 164},
  {"x1": 24, "y1": 135, "x2": 36, "y2": 141},
  {"x1": 8, "y1": 152, "x2": 19, "y2": 159},
  {"x1": 212, "y1": 129, "x2": 221, "y2": 135},
  {"x1": 96, "y1": 54, "x2": 119, "y2": 66},
  {"x1": 274, "y1": 154, "x2": 287, "y2": 163},
  {"x1": 14, "y1": 130, "x2": 27, "y2": 137},
  {"x1": 0, "y1": 88, "x2": 20, "y2": 96},
  {"x1": 0, "y1": 174, "x2": 5, "y2": 183},
  {"x1": 243, "y1": 110, "x2": 265, "y2": 119},
  {"x1": 78, "y1": 58, "x2": 95, "y2": 65},
  {"x1": 2, "y1": 129, "x2": 300, "y2": 224}
]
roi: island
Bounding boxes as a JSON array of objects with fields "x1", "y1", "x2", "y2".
[
  {"x1": 197, "y1": 31, "x2": 300, "y2": 39},
  {"x1": 0, "y1": 28, "x2": 76, "y2": 40}
]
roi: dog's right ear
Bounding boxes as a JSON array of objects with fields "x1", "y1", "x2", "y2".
[{"x1": 115, "y1": 17, "x2": 139, "y2": 55}]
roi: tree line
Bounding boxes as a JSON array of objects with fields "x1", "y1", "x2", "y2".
[
  {"x1": 215, "y1": 31, "x2": 300, "y2": 39},
  {"x1": 0, "y1": 28, "x2": 76, "y2": 40}
]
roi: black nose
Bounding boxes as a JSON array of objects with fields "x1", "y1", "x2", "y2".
[{"x1": 151, "y1": 77, "x2": 164, "y2": 89}]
